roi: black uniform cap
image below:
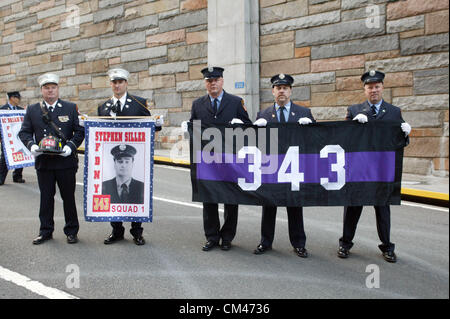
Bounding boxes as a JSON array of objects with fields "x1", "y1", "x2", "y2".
[
  {"x1": 361, "y1": 70, "x2": 385, "y2": 84},
  {"x1": 201, "y1": 67, "x2": 224, "y2": 79},
  {"x1": 111, "y1": 144, "x2": 137, "y2": 160},
  {"x1": 7, "y1": 91, "x2": 21, "y2": 98},
  {"x1": 271, "y1": 74, "x2": 294, "y2": 87}
]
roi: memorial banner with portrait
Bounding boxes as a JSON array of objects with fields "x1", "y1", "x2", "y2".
[
  {"x1": 84, "y1": 119, "x2": 155, "y2": 222},
  {"x1": 0, "y1": 110, "x2": 35, "y2": 169},
  {"x1": 189, "y1": 120, "x2": 407, "y2": 207}
]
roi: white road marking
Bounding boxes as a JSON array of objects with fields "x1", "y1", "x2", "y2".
[
  {"x1": 0, "y1": 265, "x2": 78, "y2": 299},
  {"x1": 153, "y1": 164, "x2": 190, "y2": 172},
  {"x1": 76, "y1": 180, "x2": 448, "y2": 213},
  {"x1": 401, "y1": 201, "x2": 448, "y2": 212},
  {"x1": 153, "y1": 196, "x2": 203, "y2": 209}
]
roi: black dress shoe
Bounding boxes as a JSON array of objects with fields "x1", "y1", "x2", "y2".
[
  {"x1": 13, "y1": 178, "x2": 25, "y2": 183},
  {"x1": 220, "y1": 240, "x2": 232, "y2": 251},
  {"x1": 202, "y1": 240, "x2": 218, "y2": 251},
  {"x1": 33, "y1": 235, "x2": 52, "y2": 245},
  {"x1": 67, "y1": 235, "x2": 78, "y2": 244},
  {"x1": 382, "y1": 251, "x2": 397, "y2": 263},
  {"x1": 104, "y1": 234, "x2": 124, "y2": 245},
  {"x1": 294, "y1": 247, "x2": 308, "y2": 258},
  {"x1": 133, "y1": 236, "x2": 146, "y2": 246},
  {"x1": 253, "y1": 244, "x2": 272, "y2": 255},
  {"x1": 337, "y1": 246, "x2": 349, "y2": 258}
]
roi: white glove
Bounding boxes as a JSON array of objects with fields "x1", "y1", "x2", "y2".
[
  {"x1": 78, "y1": 115, "x2": 84, "y2": 127},
  {"x1": 298, "y1": 117, "x2": 312, "y2": 125},
  {"x1": 60, "y1": 145, "x2": 72, "y2": 157},
  {"x1": 401, "y1": 122, "x2": 411, "y2": 136},
  {"x1": 353, "y1": 113, "x2": 368, "y2": 123},
  {"x1": 181, "y1": 121, "x2": 189, "y2": 132},
  {"x1": 31, "y1": 144, "x2": 41, "y2": 158},
  {"x1": 155, "y1": 115, "x2": 164, "y2": 127},
  {"x1": 230, "y1": 118, "x2": 244, "y2": 124},
  {"x1": 253, "y1": 118, "x2": 267, "y2": 127}
]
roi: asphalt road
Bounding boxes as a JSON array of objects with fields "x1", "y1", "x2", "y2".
[{"x1": 0, "y1": 156, "x2": 448, "y2": 300}]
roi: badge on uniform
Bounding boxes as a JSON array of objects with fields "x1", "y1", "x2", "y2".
[{"x1": 58, "y1": 115, "x2": 69, "y2": 122}]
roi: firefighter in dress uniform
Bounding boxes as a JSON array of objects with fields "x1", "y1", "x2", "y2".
[
  {"x1": 189, "y1": 66, "x2": 252, "y2": 252},
  {"x1": 98, "y1": 68, "x2": 163, "y2": 246},
  {"x1": 19, "y1": 73, "x2": 85, "y2": 245}
]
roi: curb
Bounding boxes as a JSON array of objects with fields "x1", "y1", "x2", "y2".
[
  {"x1": 401, "y1": 188, "x2": 449, "y2": 208},
  {"x1": 154, "y1": 155, "x2": 190, "y2": 168}
]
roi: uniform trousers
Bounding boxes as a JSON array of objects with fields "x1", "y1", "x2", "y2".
[
  {"x1": 260, "y1": 206, "x2": 306, "y2": 248},
  {"x1": 0, "y1": 146, "x2": 23, "y2": 183},
  {"x1": 111, "y1": 222, "x2": 143, "y2": 238},
  {"x1": 36, "y1": 168, "x2": 79, "y2": 237},
  {"x1": 339, "y1": 205, "x2": 395, "y2": 253},
  {"x1": 203, "y1": 203, "x2": 238, "y2": 243}
]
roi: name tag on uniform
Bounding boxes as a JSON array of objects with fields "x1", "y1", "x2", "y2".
[{"x1": 58, "y1": 115, "x2": 69, "y2": 122}]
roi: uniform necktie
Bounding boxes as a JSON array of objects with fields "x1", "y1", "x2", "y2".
[
  {"x1": 120, "y1": 183, "x2": 129, "y2": 202},
  {"x1": 213, "y1": 98, "x2": 218, "y2": 115},
  {"x1": 279, "y1": 106, "x2": 286, "y2": 123},
  {"x1": 48, "y1": 105, "x2": 54, "y2": 112},
  {"x1": 115, "y1": 100, "x2": 121, "y2": 114},
  {"x1": 370, "y1": 104, "x2": 377, "y2": 117}
]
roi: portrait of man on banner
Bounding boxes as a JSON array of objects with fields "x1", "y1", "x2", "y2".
[{"x1": 102, "y1": 144, "x2": 145, "y2": 204}]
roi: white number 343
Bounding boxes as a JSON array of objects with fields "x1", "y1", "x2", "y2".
[{"x1": 237, "y1": 145, "x2": 346, "y2": 191}]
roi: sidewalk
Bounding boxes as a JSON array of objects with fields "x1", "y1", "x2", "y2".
[
  {"x1": 154, "y1": 148, "x2": 449, "y2": 207},
  {"x1": 401, "y1": 173, "x2": 449, "y2": 206}
]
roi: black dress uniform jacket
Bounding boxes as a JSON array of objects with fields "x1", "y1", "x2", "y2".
[
  {"x1": 190, "y1": 90, "x2": 251, "y2": 244},
  {"x1": 19, "y1": 99, "x2": 85, "y2": 170},
  {"x1": 0, "y1": 103, "x2": 23, "y2": 111},
  {"x1": 97, "y1": 93, "x2": 161, "y2": 131},
  {"x1": 18, "y1": 99, "x2": 84, "y2": 238},
  {"x1": 257, "y1": 102, "x2": 315, "y2": 123},
  {"x1": 346, "y1": 100, "x2": 405, "y2": 122},
  {"x1": 256, "y1": 102, "x2": 315, "y2": 249},
  {"x1": 340, "y1": 99, "x2": 407, "y2": 253},
  {"x1": 190, "y1": 90, "x2": 251, "y2": 124},
  {"x1": 102, "y1": 178, "x2": 145, "y2": 204}
]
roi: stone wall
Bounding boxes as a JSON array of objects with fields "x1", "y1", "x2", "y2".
[
  {"x1": 259, "y1": 0, "x2": 449, "y2": 176},
  {"x1": 0, "y1": 0, "x2": 448, "y2": 176},
  {"x1": 0, "y1": 0, "x2": 208, "y2": 150}
]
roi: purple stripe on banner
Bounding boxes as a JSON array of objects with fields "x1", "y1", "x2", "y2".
[{"x1": 196, "y1": 151, "x2": 395, "y2": 184}]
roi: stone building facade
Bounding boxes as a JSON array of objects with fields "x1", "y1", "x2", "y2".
[{"x1": 0, "y1": 0, "x2": 448, "y2": 176}]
